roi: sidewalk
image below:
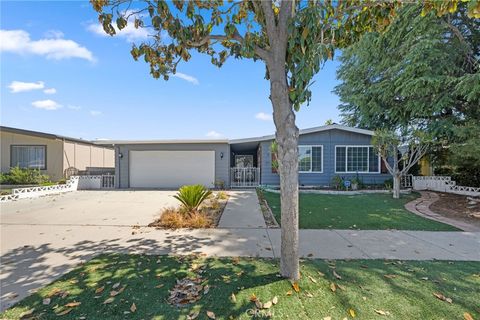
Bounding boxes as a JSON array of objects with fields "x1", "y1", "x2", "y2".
[
  {"x1": 218, "y1": 190, "x2": 266, "y2": 228},
  {"x1": 2, "y1": 222, "x2": 479, "y2": 310}
]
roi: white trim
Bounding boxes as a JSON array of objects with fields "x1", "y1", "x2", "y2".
[
  {"x1": 298, "y1": 145, "x2": 323, "y2": 173},
  {"x1": 95, "y1": 139, "x2": 228, "y2": 145},
  {"x1": 334, "y1": 145, "x2": 381, "y2": 174},
  {"x1": 229, "y1": 124, "x2": 374, "y2": 145}
]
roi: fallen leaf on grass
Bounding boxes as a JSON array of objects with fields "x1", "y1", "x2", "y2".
[
  {"x1": 103, "y1": 297, "x2": 115, "y2": 304},
  {"x1": 384, "y1": 274, "x2": 397, "y2": 279},
  {"x1": 374, "y1": 309, "x2": 391, "y2": 316},
  {"x1": 318, "y1": 271, "x2": 325, "y2": 277},
  {"x1": 95, "y1": 286, "x2": 105, "y2": 294},
  {"x1": 292, "y1": 282, "x2": 300, "y2": 293},
  {"x1": 333, "y1": 270, "x2": 342, "y2": 280},
  {"x1": 286, "y1": 290, "x2": 292, "y2": 296},
  {"x1": 249, "y1": 293, "x2": 257, "y2": 302},
  {"x1": 349, "y1": 308, "x2": 356, "y2": 317},
  {"x1": 56, "y1": 308, "x2": 72, "y2": 316},
  {"x1": 187, "y1": 311, "x2": 199, "y2": 320},
  {"x1": 263, "y1": 301, "x2": 272, "y2": 309},
  {"x1": 206, "y1": 310, "x2": 216, "y2": 319},
  {"x1": 230, "y1": 293, "x2": 237, "y2": 303},
  {"x1": 305, "y1": 291, "x2": 314, "y2": 298},
  {"x1": 323, "y1": 317, "x2": 332, "y2": 320},
  {"x1": 112, "y1": 282, "x2": 120, "y2": 289},
  {"x1": 337, "y1": 284, "x2": 346, "y2": 291},
  {"x1": 130, "y1": 303, "x2": 137, "y2": 313},
  {"x1": 307, "y1": 275, "x2": 318, "y2": 283},
  {"x1": 43, "y1": 298, "x2": 51, "y2": 305},
  {"x1": 19, "y1": 309, "x2": 34, "y2": 319},
  {"x1": 464, "y1": 312, "x2": 474, "y2": 320},
  {"x1": 433, "y1": 292, "x2": 452, "y2": 303},
  {"x1": 46, "y1": 288, "x2": 62, "y2": 298},
  {"x1": 272, "y1": 296, "x2": 278, "y2": 305},
  {"x1": 255, "y1": 300, "x2": 263, "y2": 309},
  {"x1": 155, "y1": 284, "x2": 164, "y2": 288},
  {"x1": 330, "y1": 283, "x2": 337, "y2": 292},
  {"x1": 64, "y1": 301, "x2": 81, "y2": 307}
]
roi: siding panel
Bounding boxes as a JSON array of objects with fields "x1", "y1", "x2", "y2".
[{"x1": 261, "y1": 129, "x2": 392, "y2": 186}]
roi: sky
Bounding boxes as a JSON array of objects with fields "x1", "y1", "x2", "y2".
[{"x1": 1, "y1": 1, "x2": 343, "y2": 141}]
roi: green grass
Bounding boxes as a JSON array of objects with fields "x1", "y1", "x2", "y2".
[
  {"x1": 2, "y1": 254, "x2": 478, "y2": 319},
  {"x1": 262, "y1": 191, "x2": 459, "y2": 230}
]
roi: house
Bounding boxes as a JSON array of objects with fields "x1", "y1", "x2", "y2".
[
  {"x1": 0, "y1": 126, "x2": 115, "y2": 181},
  {"x1": 97, "y1": 124, "x2": 391, "y2": 189}
]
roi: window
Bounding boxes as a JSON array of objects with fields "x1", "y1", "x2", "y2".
[
  {"x1": 335, "y1": 146, "x2": 379, "y2": 173},
  {"x1": 298, "y1": 145, "x2": 322, "y2": 173},
  {"x1": 11, "y1": 145, "x2": 46, "y2": 169}
]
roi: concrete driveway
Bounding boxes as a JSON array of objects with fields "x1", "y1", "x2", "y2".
[{"x1": 1, "y1": 190, "x2": 178, "y2": 227}]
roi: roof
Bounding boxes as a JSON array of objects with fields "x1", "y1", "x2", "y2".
[
  {"x1": 0, "y1": 126, "x2": 113, "y2": 147},
  {"x1": 229, "y1": 124, "x2": 374, "y2": 144},
  {"x1": 94, "y1": 139, "x2": 229, "y2": 145}
]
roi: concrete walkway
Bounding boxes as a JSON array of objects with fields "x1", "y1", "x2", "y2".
[
  {"x1": 2, "y1": 190, "x2": 480, "y2": 311},
  {"x1": 405, "y1": 191, "x2": 480, "y2": 232},
  {"x1": 218, "y1": 190, "x2": 266, "y2": 228}
]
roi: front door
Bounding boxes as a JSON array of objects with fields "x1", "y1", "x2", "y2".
[{"x1": 235, "y1": 155, "x2": 253, "y2": 168}]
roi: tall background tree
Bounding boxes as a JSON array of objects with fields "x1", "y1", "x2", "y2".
[
  {"x1": 91, "y1": 0, "x2": 474, "y2": 279},
  {"x1": 335, "y1": 3, "x2": 480, "y2": 185}
]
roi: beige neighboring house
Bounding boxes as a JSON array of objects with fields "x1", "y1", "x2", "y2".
[{"x1": 0, "y1": 126, "x2": 114, "y2": 181}]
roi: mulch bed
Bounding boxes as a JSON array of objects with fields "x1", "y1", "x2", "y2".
[
  {"x1": 256, "y1": 189, "x2": 279, "y2": 228},
  {"x1": 430, "y1": 192, "x2": 480, "y2": 228},
  {"x1": 148, "y1": 192, "x2": 229, "y2": 229}
]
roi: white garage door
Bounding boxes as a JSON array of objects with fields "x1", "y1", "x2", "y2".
[{"x1": 129, "y1": 150, "x2": 215, "y2": 188}]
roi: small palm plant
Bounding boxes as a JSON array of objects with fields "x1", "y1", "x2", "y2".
[{"x1": 173, "y1": 185, "x2": 212, "y2": 216}]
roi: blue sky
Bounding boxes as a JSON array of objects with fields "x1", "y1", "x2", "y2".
[{"x1": 1, "y1": 1, "x2": 342, "y2": 141}]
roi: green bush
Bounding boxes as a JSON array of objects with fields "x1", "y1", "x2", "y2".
[
  {"x1": 173, "y1": 185, "x2": 212, "y2": 215},
  {"x1": 384, "y1": 178, "x2": 393, "y2": 190},
  {"x1": 0, "y1": 166, "x2": 51, "y2": 185},
  {"x1": 331, "y1": 175, "x2": 344, "y2": 190}
]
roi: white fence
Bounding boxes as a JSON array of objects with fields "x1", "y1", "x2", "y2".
[
  {"x1": 231, "y1": 167, "x2": 260, "y2": 188},
  {"x1": 0, "y1": 175, "x2": 115, "y2": 202},
  {"x1": 413, "y1": 176, "x2": 480, "y2": 197},
  {"x1": 0, "y1": 176, "x2": 79, "y2": 202}
]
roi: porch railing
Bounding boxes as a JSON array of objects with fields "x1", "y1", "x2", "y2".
[{"x1": 230, "y1": 167, "x2": 260, "y2": 188}]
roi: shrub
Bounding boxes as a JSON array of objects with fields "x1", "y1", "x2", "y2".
[
  {"x1": 216, "y1": 191, "x2": 228, "y2": 200},
  {"x1": 384, "y1": 178, "x2": 393, "y2": 190},
  {"x1": 331, "y1": 175, "x2": 344, "y2": 190},
  {"x1": 0, "y1": 166, "x2": 51, "y2": 185},
  {"x1": 173, "y1": 184, "x2": 212, "y2": 215}
]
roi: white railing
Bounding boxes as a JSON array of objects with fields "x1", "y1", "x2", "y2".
[
  {"x1": 0, "y1": 177, "x2": 79, "y2": 202},
  {"x1": 76, "y1": 175, "x2": 115, "y2": 189},
  {"x1": 231, "y1": 167, "x2": 260, "y2": 188},
  {"x1": 413, "y1": 176, "x2": 480, "y2": 197},
  {"x1": 401, "y1": 174, "x2": 413, "y2": 188}
]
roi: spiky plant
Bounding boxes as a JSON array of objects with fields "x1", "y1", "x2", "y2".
[{"x1": 173, "y1": 185, "x2": 212, "y2": 216}]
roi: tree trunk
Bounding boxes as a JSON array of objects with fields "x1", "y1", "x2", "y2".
[
  {"x1": 393, "y1": 174, "x2": 401, "y2": 199},
  {"x1": 269, "y1": 63, "x2": 300, "y2": 281}
]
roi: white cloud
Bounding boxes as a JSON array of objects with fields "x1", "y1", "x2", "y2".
[
  {"x1": 32, "y1": 99, "x2": 62, "y2": 110},
  {"x1": 255, "y1": 112, "x2": 272, "y2": 121},
  {"x1": 90, "y1": 110, "x2": 102, "y2": 116},
  {"x1": 8, "y1": 80, "x2": 44, "y2": 93},
  {"x1": 206, "y1": 131, "x2": 223, "y2": 138},
  {"x1": 67, "y1": 105, "x2": 81, "y2": 110},
  {"x1": 87, "y1": 12, "x2": 150, "y2": 42},
  {"x1": 173, "y1": 72, "x2": 199, "y2": 85},
  {"x1": 43, "y1": 88, "x2": 56, "y2": 94},
  {"x1": 44, "y1": 30, "x2": 64, "y2": 39},
  {"x1": 0, "y1": 29, "x2": 95, "y2": 62}
]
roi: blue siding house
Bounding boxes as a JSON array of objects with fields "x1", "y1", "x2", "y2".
[
  {"x1": 230, "y1": 124, "x2": 391, "y2": 188},
  {"x1": 101, "y1": 124, "x2": 391, "y2": 189}
]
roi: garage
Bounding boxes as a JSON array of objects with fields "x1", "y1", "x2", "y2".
[{"x1": 129, "y1": 150, "x2": 215, "y2": 188}]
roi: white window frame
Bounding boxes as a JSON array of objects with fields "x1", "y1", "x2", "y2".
[
  {"x1": 298, "y1": 145, "x2": 323, "y2": 173},
  {"x1": 334, "y1": 145, "x2": 380, "y2": 174}
]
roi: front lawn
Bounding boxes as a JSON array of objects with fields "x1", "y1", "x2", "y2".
[
  {"x1": 261, "y1": 191, "x2": 459, "y2": 230},
  {"x1": 2, "y1": 254, "x2": 478, "y2": 319}
]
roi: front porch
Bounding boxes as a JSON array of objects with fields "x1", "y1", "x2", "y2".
[{"x1": 230, "y1": 140, "x2": 261, "y2": 188}]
